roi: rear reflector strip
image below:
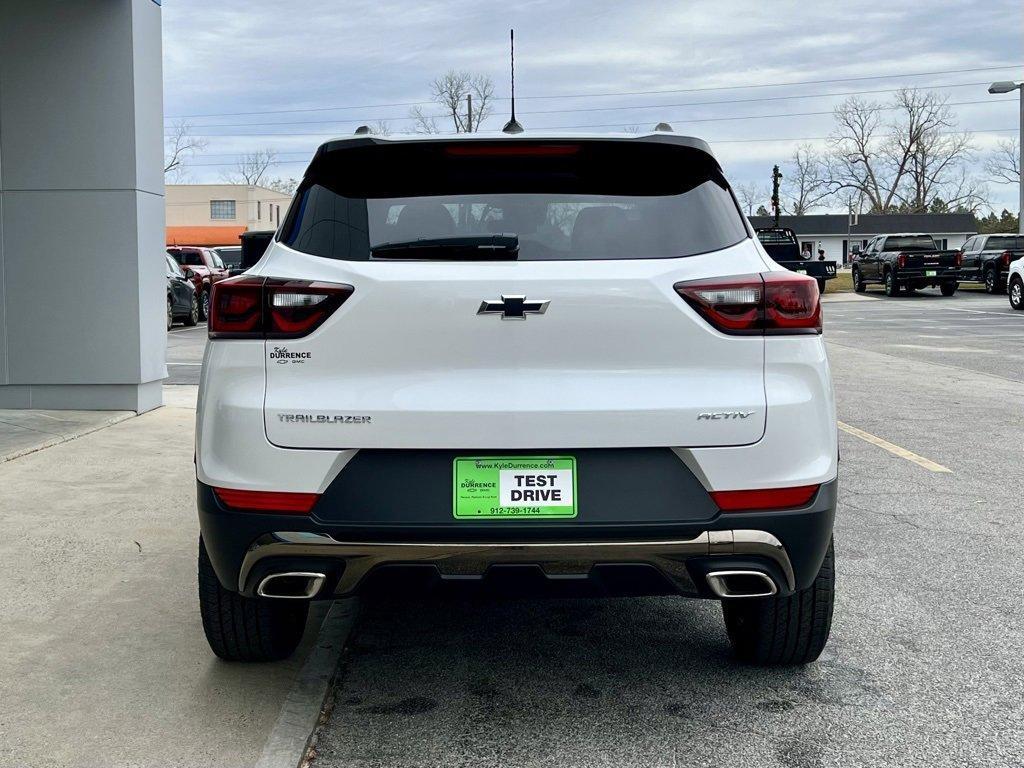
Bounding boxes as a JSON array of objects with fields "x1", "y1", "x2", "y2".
[
  {"x1": 213, "y1": 487, "x2": 320, "y2": 514},
  {"x1": 710, "y1": 485, "x2": 820, "y2": 512}
]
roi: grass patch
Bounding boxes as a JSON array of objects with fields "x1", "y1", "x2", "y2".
[{"x1": 824, "y1": 272, "x2": 853, "y2": 294}]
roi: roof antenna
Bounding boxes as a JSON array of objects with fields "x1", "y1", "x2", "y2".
[{"x1": 502, "y1": 29, "x2": 524, "y2": 134}]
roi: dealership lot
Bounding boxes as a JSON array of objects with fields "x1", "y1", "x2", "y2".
[
  {"x1": 297, "y1": 292, "x2": 1024, "y2": 768},
  {"x1": 825, "y1": 290, "x2": 1024, "y2": 381},
  {"x1": 161, "y1": 289, "x2": 1023, "y2": 767},
  {"x1": 1, "y1": 289, "x2": 1021, "y2": 767}
]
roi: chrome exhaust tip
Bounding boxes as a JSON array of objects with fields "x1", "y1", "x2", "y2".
[
  {"x1": 256, "y1": 571, "x2": 326, "y2": 599},
  {"x1": 705, "y1": 570, "x2": 778, "y2": 599}
]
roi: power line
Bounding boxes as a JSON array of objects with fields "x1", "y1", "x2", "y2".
[
  {"x1": 164, "y1": 63, "x2": 1023, "y2": 120},
  {"x1": 168, "y1": 96, "x2": 1019, "y2": 138},
  {"x1": 177, "y1": 126, "x2": 1021, "y2": 167},
  {"x1": 171, "y1": 80, "x2": 1003, "y2": 131}
]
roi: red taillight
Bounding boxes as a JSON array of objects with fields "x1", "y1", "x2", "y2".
[
  {"x1": 954, "y1": 251, "x2": 964, "y2": 267},
  {"x1": 897, "y1": 252, "x2": 907, "y2": 269},
  {"x1": 213, "y1": 487, "x2": 320, "y2": 513},
  {"x1": 209, "y1": 277, "x2": 263, "y2": 336},
  {"x1": 209, "y1": 277, "x2": 353, "y2": 339},
  {"x1": 710, "y1": 485, "x2": 820, "y2": 512},
  {"x1": 1002, "y1": 250, "x2": 1013, "y2": 267},
  {"x1": 674, "y1": 272, "x2": 821, "y2": 335},
  {"x1": 444, "y1": 143, "x2": 580, "y2": 157}
]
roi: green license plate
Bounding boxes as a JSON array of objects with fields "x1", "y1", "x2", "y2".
[
  {"x1": 453, "y1": 456, "x2": 577, "y2": 519},
  {"x1": 926, "y1": 270, "x2": 937, "y2": 277}
]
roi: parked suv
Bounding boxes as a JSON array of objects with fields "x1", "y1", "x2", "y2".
[
  {"x1": 1009, "y1": 251, "x2": 1024, "y2": 310},
  {"x1": 167, "y1": 246, "x2": 229, "y2": 319},
  {"x1": 165, "y1": 254, "x2": 199, "y2": 329},
  {"x1": 195, "y1": 133, "x2": 838, "y2": 665},
  {"x1": 956, "y1": 234, "x2": 1024, "y2": 294}
]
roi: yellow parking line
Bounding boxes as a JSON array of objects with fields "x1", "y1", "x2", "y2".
[{"x1": 837, "y1": 421, "x2": 952, "y2": 473}]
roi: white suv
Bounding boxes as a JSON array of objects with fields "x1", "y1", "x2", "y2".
[
  {"x1": 195, "y1": 133, "x2": 838, "y2": 665},
  {"x1": 1009, "y1": 254, "x2": 1024, "y2": 310}
]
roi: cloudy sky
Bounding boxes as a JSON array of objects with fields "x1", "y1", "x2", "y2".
[{"x1": 163, "y1": 0, "x2": 1022, "y2": 212}]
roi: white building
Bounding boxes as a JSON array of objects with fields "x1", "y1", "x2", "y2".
[{"x1": 748, "y1": 213, "x2": 977, "y2": 264}]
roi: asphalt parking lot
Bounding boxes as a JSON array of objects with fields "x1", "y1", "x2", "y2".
[
  {"x1": 314, "y1": 289, "x2": 1022, "y2": 767},
  {"x1": 162, "y1": 287, "x2": 1024, "y2": 768},
  {"x1": 825, "y1": 288, "x2": 1024, "y2": 382},
  {"x1": 167, "y1": 322, "x2": 208, "y2": 385}
]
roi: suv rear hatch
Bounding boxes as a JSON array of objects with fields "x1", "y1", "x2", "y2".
[{"x1": 260, "y1": 137, "x2": 769, "y2": 450}]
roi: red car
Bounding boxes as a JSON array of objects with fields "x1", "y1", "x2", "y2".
[{"x1": 167, "y1": 246, "x2": 230, "y2": 320}]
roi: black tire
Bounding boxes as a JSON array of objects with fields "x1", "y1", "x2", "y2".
[
  {"x1": 184, "y1": 294, "x2": 200, "y2": 326},
  {"x1": 940, "y1": 282, "x2": 957, "y2": 297},
  {"x1": 199, "y1": 288, "x2": 211, "y2": 321},
  {"x1": 852, "y1": 268, "x2": 866, "y2": 293},
  {"x1": 198, "y1": 538, "x2": 309, "y2": 662},
  {"x1": 1009, "y1": 276, "x2": 1024, "y2": 310},
  {"x1": 984, "y1": 266, "x2": 1000, "y2": 294},
  {"x1": 722, "y1": 539, "x2": 835, "y2": 665},
  {"x1": 166, "y1": 295, "x2": 174, "y2": 331},
  {"x1": 884, "y1": 269, "x2": 900, "y2": 297}
]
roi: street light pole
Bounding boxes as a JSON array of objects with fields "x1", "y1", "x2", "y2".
[{"x1": 988, "y1": 80, "x2": 1024, "y2": 234}]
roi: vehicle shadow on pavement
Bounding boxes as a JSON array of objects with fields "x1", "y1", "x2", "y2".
[{"x1": 314, "y1": 595, "x2": 866, "y2": 767}]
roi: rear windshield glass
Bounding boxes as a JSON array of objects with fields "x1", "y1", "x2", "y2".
[
  {"x1": 986, "y1": 236, "x2": 1024, "y2": 250},
  {"x1": 214, "y1": 247, "x2": 243, "y2": 267},
  {"x1": 280, "y1": 140, "x2": 748, "y2": 261},
  {"x1": 755, "y1": 230, "x2": 797, "y2": 245},
  {"x1": 885, "y1": 235, "x2": 937, "y2": 251},
  {"x1": 172, "y1": 250, "x2": 205, "y2": 267}
]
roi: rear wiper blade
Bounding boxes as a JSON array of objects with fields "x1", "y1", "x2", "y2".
[{"x1": 371, "y1": 235, "x2": 519, "y2": 261}]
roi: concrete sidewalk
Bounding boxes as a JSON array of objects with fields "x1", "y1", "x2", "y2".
[
  {"x1": 0, "y1": 408, "x2": 133, "y2": 462},
  {"x1": 0, "y1": 386, "x2": 329, "y2": 768}
]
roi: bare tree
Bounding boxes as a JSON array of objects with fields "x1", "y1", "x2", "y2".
[
  {"x1": 735, "y1": 182, "x2": 769, "y2": 216},
  {"x1": 985, "y1": 137, "x2": 1021, "y2": 185},
  {"x1": 369, "y1": 120, "x2": 392, "y2": 136},
  {"x1": 782, "y1": 145, "x2": 831, "y2": 214},
  {"x1": 266, "y1": 177, "x2": 299, "y2": 196},
  {"x1": 409, "y1": 106, "x2": 441, "y2": 134},
  {"x1": 409, "y1": 71, "x2": 495, "y2": 133},
  {"x1": 164, "y1": 121, "x2": 207, "y2": 180},
  {"x1": 825, "y1": 89, "x2": 983, "y2": 213},
  {"x1": 222, "y1": 148, "x2": 277, "y2": 186}
]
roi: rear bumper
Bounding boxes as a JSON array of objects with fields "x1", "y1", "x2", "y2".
[
  {"x1": 198, "y1": 477, "x2": 836, "y2": 599},
  {"x1": 897, "y1": 267, "x2": 957, "y2": 281}
]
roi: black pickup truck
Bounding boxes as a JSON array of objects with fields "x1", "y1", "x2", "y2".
[
  {"x1": 852, "y1": 233, "x2": 959, "y2": 297},
  {"x1": 755, "y1": 228, "x2": 837, "y2": 292},
  {"x1": 954, "y1": 233, "x2": 1024, "y2": 294}
]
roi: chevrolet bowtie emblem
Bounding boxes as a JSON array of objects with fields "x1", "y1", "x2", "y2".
[{"x1": 477, "y1": 295, "x2": 550, "y2": 320}]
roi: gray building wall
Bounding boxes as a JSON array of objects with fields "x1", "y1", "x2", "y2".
[{"x1": 0, "y1": 0, "x2": 165, "y2": 410}]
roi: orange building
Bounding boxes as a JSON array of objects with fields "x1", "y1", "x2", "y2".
[{"x1": 165, "y1": 184, "x2": 292, "y2": 245}]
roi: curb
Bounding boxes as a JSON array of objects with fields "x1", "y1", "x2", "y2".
[
  {"x1": 255, "y1": 599, "x2": 359, "y2": 768},
  {"x1": 0, "y1": 412, "x2": 136, "y2": 464}
]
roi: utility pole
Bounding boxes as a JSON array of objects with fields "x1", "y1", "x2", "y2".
[
  {"x1": 466, "y1": 93, "x2": 473, "y2": 133},
  {"x1": 771, "y1": 165, "x2": 783, "y2": 228}
]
